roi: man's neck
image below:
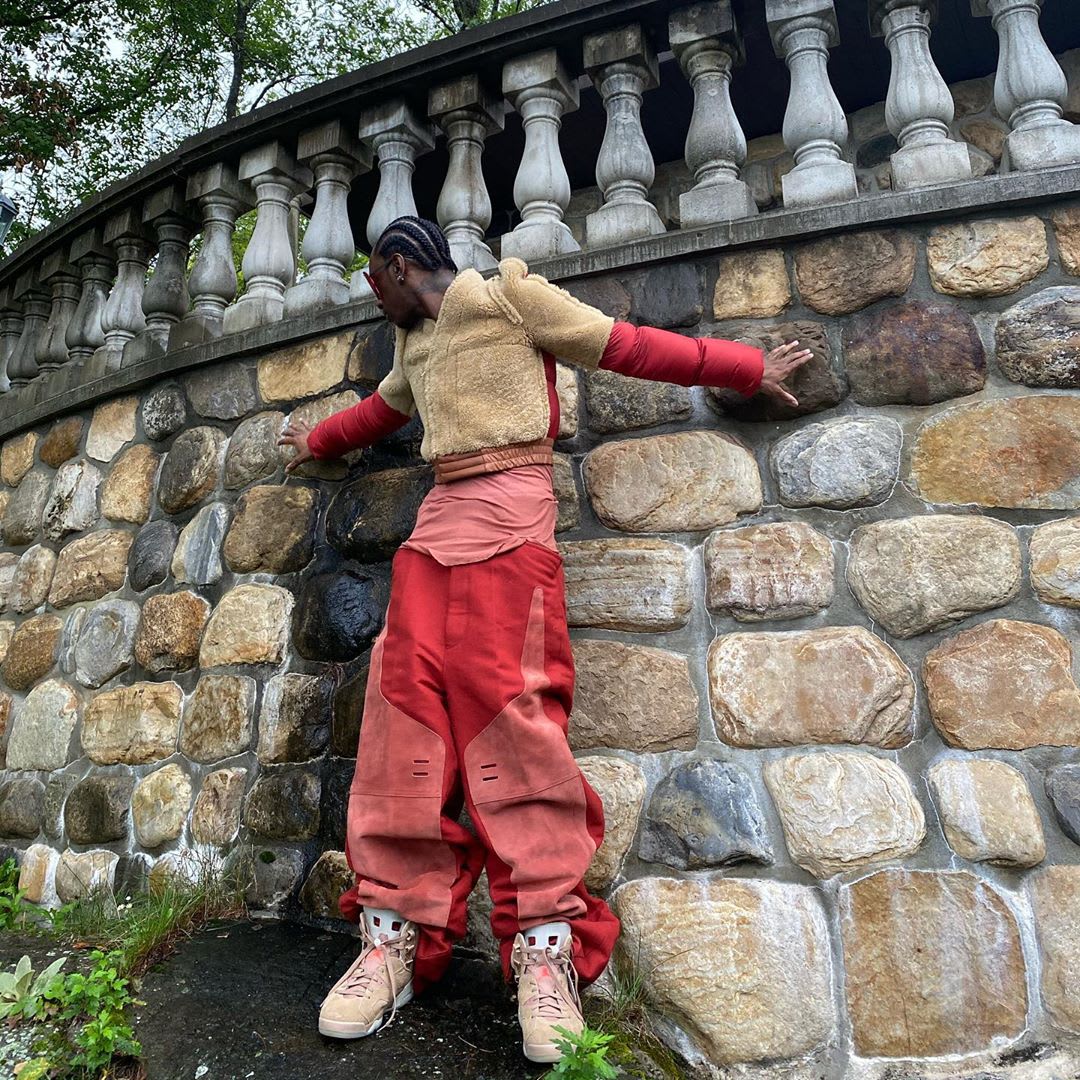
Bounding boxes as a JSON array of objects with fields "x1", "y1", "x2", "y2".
[{"x1": 416, "y1": 268, "x2": 458, "y2": 322}]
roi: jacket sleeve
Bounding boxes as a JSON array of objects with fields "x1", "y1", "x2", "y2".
[
  {"x1": 491, "y1": 257, "x2": 615, "y2": 370},
  {"x1": 307, "y1": 391, "x2": 411, "y2": 460},
  {"x1": 599, "y1": 321, "x2": 765, "y2": 397}
]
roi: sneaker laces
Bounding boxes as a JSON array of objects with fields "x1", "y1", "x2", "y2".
[
  {"x1": 516, "y1": 941, "x2": 582, "y2": 1021},
  {"x1": 333, "y1": 920, "x2": 414, "y2": 1027}
]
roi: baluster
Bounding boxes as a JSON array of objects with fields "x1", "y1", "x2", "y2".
[
  {"x1": 8, "y1": 270, "x2": 50, "y2": 388},
  {"x1": 583, "y1": 24, "x2": 666, "y2": 247},
  {"x1": 429, "y1": 74, "x2": 503, "y2": 272},
  {"x1": 285, "y1": 120, "x2": 369, "y2": 315},
  {"x1": 0, "y1": 286, "x2": 23, "y2": 392},
  {"x1": 766, "y1": 0, "x2": 858, "y2": 208},
  {"x1": 221, "y1": 142, "x2": 312, "y2": 334},
  {"x1": 871, "y1": 1, "x2": 973, "y2": 189},
  {"x1": 971, "y1": 0, "x2": 1080, "y2": 170},
  {"x1": 93, "y1": 207, "x2": 153, "y2": 373},
  {"x1": 170, "y1": 164, "x2": 252, "y2": 350},
  {"x1": 124, "y1": 185, "x2": 195, "y2": 364},
  {"x1": 669, "y1": 1, "x2": 758, "y2": 226},
  {"x1": 66, "y1": 228, "x2": 114, "y2": 365},
  {"x1": 36, "y1": 252, "x2": 80, "y2": 373},
  {"x1": 501, "y1": 48, "x2": 581, "y2": 261}
]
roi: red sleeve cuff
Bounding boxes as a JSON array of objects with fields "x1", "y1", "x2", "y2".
[{"x1": 307, "y1": 391, "x2": 411, "y2": 460}]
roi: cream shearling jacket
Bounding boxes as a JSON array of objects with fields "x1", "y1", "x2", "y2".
[{"x1": 375, "y1": 257, "x2": 613, "y2": 462}]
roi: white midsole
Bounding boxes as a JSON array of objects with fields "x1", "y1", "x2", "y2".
[{"x1": 318, "y1": 982, "x2": 414, "y2": 1040}]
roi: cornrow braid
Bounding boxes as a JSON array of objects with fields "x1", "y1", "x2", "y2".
[{"x1": 374, "y1": 215, "x2": 458, "y2": 274}]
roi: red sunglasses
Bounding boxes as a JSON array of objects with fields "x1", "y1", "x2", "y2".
[{"x1": 363, "y1": 258, "x2": 395, "y2": 301}]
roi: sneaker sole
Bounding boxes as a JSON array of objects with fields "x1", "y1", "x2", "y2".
[
  {"x1": 319, "y1": 983, "x2": 414, "y2": 1039},
  {"x1": 523, "y1": 1040, "x2": 563, "y2": 1064}
]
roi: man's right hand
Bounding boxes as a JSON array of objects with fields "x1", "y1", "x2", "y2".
[
  {"x1": 278, "y1": 418, "x2": 315, "y2": 474},
  {"x1": 760, "y1": 340, "x2": 814, "y2": 408}
]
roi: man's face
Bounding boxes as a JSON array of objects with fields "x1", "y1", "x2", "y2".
[{"x1": 364, "y1": 253, "x2": 419, "y2": 328}]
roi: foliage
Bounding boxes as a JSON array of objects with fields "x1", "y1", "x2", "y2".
[
  {"x1": 546, "y1": 1025, "x2": 618, "y2": 1080},
  {"x1": 0, "y1": 954, "x2": 67, "y2": 1021}
]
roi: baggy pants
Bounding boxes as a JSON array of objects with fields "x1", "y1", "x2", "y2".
[{"x1": 339, "y1": 541, "x2": 620, "y2": 993}]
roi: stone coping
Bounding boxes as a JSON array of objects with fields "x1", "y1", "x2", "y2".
[{"x1": 1, "y1": 161, "x2": 1078, "y2": 441}]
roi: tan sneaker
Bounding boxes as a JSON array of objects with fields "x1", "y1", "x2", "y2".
[
  {"x1": 511, "y1": 922, "x2": 585, "y2": 1064},
  {"x1": 319, "y1": 908, "x2": 417, "y2": 1039}
]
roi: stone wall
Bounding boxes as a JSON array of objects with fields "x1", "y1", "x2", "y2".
[{"x1": 4, "y1": 98, "x2": 1080, "y2": 1080}]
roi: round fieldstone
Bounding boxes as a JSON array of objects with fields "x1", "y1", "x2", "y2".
[
  {"x1": 171, "y1": 503, "x2": 230, "y2": 586},
  {"x1": 624, "y1": 262, "x2": 704, "y2": 328},
  {"x1": 82, "y1": 681, "x2": 183, "y2": 765},
  {"x1": 1030, "y1": 866, "x2": 1080, "y2": 1033},
  {"x1": 331, "y1": 664, "x2": 367, "y2": 758},
  {"x1": 911, "y1": 396, "x2": 1080, "y2": 508},
  {"x1": 995, "y1": 286, "x2": 1080, "y2": 387},
  {"x1": 846, "y1": 515, "x2": 1021, "y2": 637},
  {"x1": 129, "y1": 520, "x2": 178, "y2": 592},
  {"x1": 2, "y1": 470, "x2": 49, "y2": 546},
  {"x1": 585, "y1": 432, "x2": 762, "y2": 532},
  {"x1": 552, "y1": 453, "x2": 578, "y2": 533},
  {"x1": 42, "y1": 459, "x2": 102, "y2": 541},
  {"x1": 1052, "y1": 205, "x2": 1080, "y2": 275},
  {"x1": 1, "y1": 432, "x2": 39, "y2": 486},
  {"x1": 9, "y1": 544, "x2": 57, "y2": 614},
  {"x1": 2, "y1": 613, "x2": 62, "y2": 691},
  {"x1": 764, "y1": 751, "x2": 925, "y2": 878},
  {"x1": 951, "y1": 77, "x2": 993, "y2": 116},
  {"x1": 611, "y1": 877, "x2": 835, "y2": 1065},
  {"x1": 705, "y1": 521, "x2": 833, "y2": 621},
  {"x1": 157, "y1": 426, "x2": 226, "y2": 514},
  {"x1": 318, "y1": 757, "x2": 352, "y2": 850},
  {"x1": 223, "y1": 411, "x2": 286, "y2": 489},
  {"x1": 960, "y1": 119, "x2": 1006, "y2": 161},
  {"x1": 0, "y1": 690, "x2": 10, "y2": 768},
  {"x1": 132, "y1": 764, "x2": 192, "y2": 848},
  {"x1": 5, "y1": 679, "x2": 78, "y2": 770},
  {"x1": 17, "y1": 845, "x2": 58, "y2": 905},
  {"x1": 180, "y1": 674, "x2": 256, "y2": 763},
  {"x1": 135, "y1": 591, "x2": 211, "y2": 673},
  {"x1": 39, "y1": 416, "x2": 85, "y2": 468},
  {"x1": 200, "y1": 583, "x2": 293, "y2": 667},
  {"x1": 42, "y1": 775, "x2": 71, "y2": 840},
  {"x1": 65, "y1": 774, "x2": 134, "y2": 844},
  {"x1": 712, "y1": 248, "x2": 790, "y2": 320},
  {"x1": 257, "y1": 334, "x2": 348, "y2": 403},
  {"x1": 771, "y1": 417, "x2": 901, "y2": 510},
  {"x1": 56, "y1": 607, "x2": 85, "y2": 676},
  {"x1": 299, "y1": 850, "x2": 353, "y2": 919},
  {"x1": 576, "y1": 756, "x2": 646, "y2": 890},
  {"x1": 583, "y1": 368, "x2": 692, "y2": 435},
  {"x1": 842, "y1": 300, "x2": 986, "y2": 405},
  {"x1": 292, "y1": 571, "x2": 384, "y2": 662},
  {"x1": 1046, "y1": 764, "x2": 1080, "y2": 845},
  {"x1": 347, "y1": 321, "x2": 398, "y2": 385},
  {"x1": 0, "y1": 552, "x2": 18, "y2": 611},
  {"x1": 555, "y1": 363, "x2": 578, "y2": 440},
  {"x1": 710, "y1": 627, "x2": 915, "y2": 749},
  {"x1": 191, "y1": 768, "x2": 248, "y2": 846},
  {"x1": 49, "y1": 529, "x2": 133, "y2": 608},
  {"x1": 928, "y1": 757, "x2": 1045, "y2": 867},
  {"x1": 244, "y1": 848, "x2": 305, "y2": 910},
  {"x1": 561, "y1": 539, "x2": 691, "y2": 632},
  {"x1": 840, "y1": 869, "x2": 1026, "y2": 1056},
  {"x1": 280, "y1": 392, "x2": 361, "y2": 480},
  {"x1": 708, "y1": 321, "x2": 846, "y2": 422},
  {"x1": 101, "y1": 444, "x2": 160, "y2": 524},
  {"x1": 927, "y1": 216, "x2": 1048, "y2": 297},
  {"x1": 326, "y1": 468, "x2": 433, "y2": 564},
  {"x1": 1031, "y1": 517, "x2": 1080, "y2": 606},
  {"x1": 794, "y1": 229, "x2": 917, "y2": 315},
  {"x1": 257, "y1": 673, "x2": 331, "y2": 764},
  {"x1": 74, "y1": 598, "x2": 140, "y2": 688},
  {"x1": 0, "y1": 777, "x2": 45, "y2": 838},
  {"x1": 243, "y1": 769, "x2": 321, "y2": 841},
  {"x1": 925, "y1": 620, "x2": 1080, "y2": 749},
  {"x1": 641, "y1": 758, "x2": 772, "y2": 871},
  {"x1": 140, "y1": 384, "x2": 188, "y2": 442},
  {"x1": 86, "y1": 397, "x2": 138, "y2": 462},
  {"x1": 56, "y1": 849, "x2": 118, "y2": 902},
  {"x1": 182, "y1": 361, "x2": 256, "y2": 420},
  {"x1": 223, "y1": 485, "x2": 317, "y2": 574}
]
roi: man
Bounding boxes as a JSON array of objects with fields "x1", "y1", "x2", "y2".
[{"x1": 278, "y1": 216, "x2": 811, "y2": 1064}]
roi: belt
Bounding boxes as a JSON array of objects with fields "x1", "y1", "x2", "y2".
[{"x1": 432, "y1": 438, "x2": 554, "y2": 484}]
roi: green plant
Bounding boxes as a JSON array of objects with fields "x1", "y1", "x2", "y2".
[
  {"x1": 546, "y1": 1025, "x2": 618, "y2": 1080},
  {"x1": 0, "y1": 954, "x2": 67, "y2": 1020}
]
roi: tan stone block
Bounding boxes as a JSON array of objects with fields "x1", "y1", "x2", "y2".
[
  {"x1": 55, "y1": 849, "x2": 119, "y2": 902},
  {"x1": 709, "y1": 627, "x2": 914, "y2": 749},
  {"x1": 280, "y1": 391, "x2": 362, "y2": 479},
  {"x1": 299, "y1": 850, "x2": 353, "y2": 918},
  {"x1": 222, "y1": 484, "x2": 317, "y2": 574},
  {"x1": 928, "y1": 757, "x2": 1045, "y2": 867},
  {"x1": 584, "y1": 432, "x2": 761, "y2": 533},
  {"x1": 135, "y1": 591, "x2": 211, "y2": 673},
  {"x1": 2, "y1": 613, "x2": 62, "y2": 692},
  {"x1": 39, "y1": 416, "x2": 85, "y2": 468},
  {"x1": 959, "y1": 119, "x2": 1007, "y2": 162},
  {"x1": 101, "y1": 444, "x2": 160, "y2": 524},
  {"x1": 555, "y1": 363, "x2": 578, "y2": 439},
  {"x1": 705, "y1": 521, "x2": 833, "y2": 621},
  {"x1": 924, "y1": 619, "x2": 1080, "y2": 749},
  {"x1": 9, "y1": 544, "x2": 57, "y2": 614},
  {"x1": 552, "y1": 453, "x2": 578, "y2": 533},
  {"x1": 1, "y1": 431, "x2": 40, "y2": 486},
  {"x1": 86, "y1": 396, "x2": 138, "y2": 462},
  {"x1": 576, "y1": 755, "x2": 646, "y2": 890},
  {"x1": 257, "y1": 331, "x2": 350, "y2": 403},
  {"x1": 132, "y1": 763, "x2": 193, "y2": 848},
  {"x1": 180, "y1": 674, "x2": 256, "y2": 762},
  {"x1": 794, "y1": 230, "x2": 917, "y2": 315},
  {"x1": 18, "y1": 844, "x2": 59, "y2": 905},
  {"x1": 191, "y1": 768, "x2": 248, "y2": 846},
  {"x1": 5, "y1": 678, "x2": 77, "y2": 769},
  {"x1": 48, "y1": 529, "x2": 133, "y2": 608},
  {"x1": 712, "y1": 249, "x2": 790, "y2": 320},
  {"x1": 1031, "y1": 517, "x2": 1080, "y2": 605},
  {"x1": 0, "y1": 552, "x2": 16, "y2": 613},
  {"x1": 560, "y1": 539, "x2": 691, "y2": 632},
  {"x1": 612, "y1": 876, "x2": 835, "y2": 1064},
  {"x1": 1051, "y1": 205, "x2": 1080, "y2": 276},
  {"x1": 199, "y1": 583, "x2": 293, "y2": 667},
  {"x1": 0, "y1": 620, "x2": 13, "y2": 664},
  {"x1": 82, "y1": 681, "x2": 184, "y2": 765},
  {"x1": 928, "y1": 216, "x2": 1048, "y2": 297},
  {"x1": 840, "y1": 869, "x2": 1027, "y2": 1056},
  {"x1": 570, "y1": 639, "x2": 698, "y2": 752},
  {"x1": 1030, "y1": 865, "x2": 1080, "y2": 1034}
]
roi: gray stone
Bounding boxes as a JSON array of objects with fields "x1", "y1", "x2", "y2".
[
  {"x1": 9, "y1": 544, "x2": 57, "y2": 613},
  {"x1": 2, "y1": 470, "x2": 49, "y2": 546},
  {"x1": 640, "y1": 758, "x2": 773, "y2": 871},
  {"x1": 129, "y1": 520, "x2": 178, "y2": 592},
  {"x1": 42, "y1": 459, "x2": 102, "y2": 541},
  {"x1": 624, "y1": 263, "x2": 704, "y2": 328},
  {"x1": 157, "y1": 426, "x2": 226, "y2": 514},
  {"x1": 191, "y1": 768, "x2": 247, "y2": 846},
  {"x1": 244, "y1": 847, "x2": 305, "y2": 910},
  {"x1": 257, "y1": 673, "x2": 331, "y2": 764},
  {"x1": 141, "y1": 384, "x2": 188, "y2": 442},
  {"x1": 5, "y1": 679, "x2": 79, "y2": 770},
  {"x1": 223, "y1": 411, "x2": 286, "y2": 489},
  {"x1": 326, "y1": 468, "x2": 433, "y2": 564},
  {"x1": 331, "y1": 665, "x2": 367, "y2": 758},
  {"x1": 171, "y1": 503, "x2": 230, "y2": 585},
  {"x1": 0, "y1": 777, "x2": 45, "y2": 838},
  {"x1": 85, "y1": 397, "x2": 137, "y2": 462},
  {"x1": 56, "y1": 607, "x2": 85, "y2": 677},
  {"x1": 583, "y1": 367, "x2": 692, "y2": 435},
  {"x1": 0, "y1": 552, "x2": 18, "y2": 612},
  {"x1": 42, "y1": 775, "x2": 72, "y2": 840},
  {"x1": 771, "y1": 417, "x2": 902, "y2": 509},
  {"x1": 73, "y1": 598, "x2": 140, "y2": 688},
  {"x1": 1046, "y1": 765, "x2": 1080, "y2": 846},
  {"x1": 553, "y1": 453, "x2": 579, "y2": 533},
  {"x1": 995, "y1": 286, "x2": 1080, "y2": 388},
  {"x1": 243, "y1": 769, "x2": 321, "y2": 841},
  {"x1": 65, "y1": 774, "x2": 134, "y2": 844},
  {"x1": 299, "y1": 850, "x2": 353, "y2": 919},
  {"x1": 182, "y1": 362, "x2": 257, "y2": 420},
  {"x1": 293, "y1": 570, "x2": 386, "y2": 662}
]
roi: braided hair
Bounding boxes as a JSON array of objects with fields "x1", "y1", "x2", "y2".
[{"x1": 374, "y1": 216, "x2": 458, "y2": 274}]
